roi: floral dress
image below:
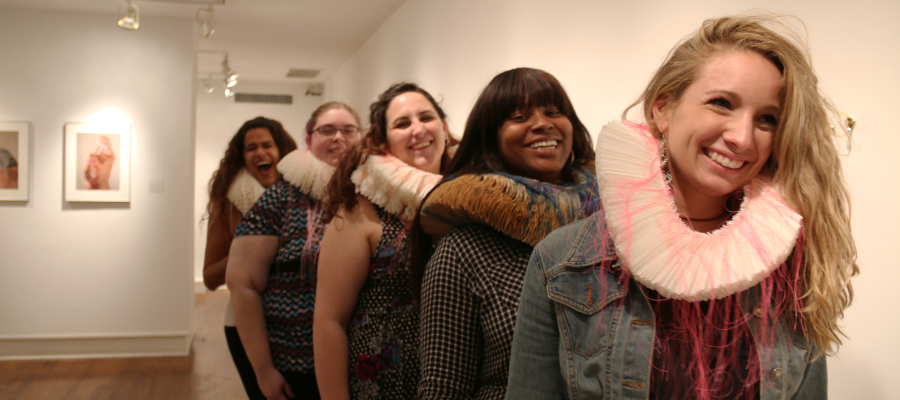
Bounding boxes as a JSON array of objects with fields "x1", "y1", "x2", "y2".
[{"x1": 347, "y1": 206, "x2": 419, "y2": 400}]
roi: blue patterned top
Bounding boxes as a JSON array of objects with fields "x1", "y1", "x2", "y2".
[{"x1": 236, "y1": 180, "x2": 327, "y2": 373}]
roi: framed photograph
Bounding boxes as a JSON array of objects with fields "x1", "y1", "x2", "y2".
[
  {"x1": 64, "y1": 122, "x2": 131, "y2": 202},
  {"x1": 0, "y1": 122, "x2": 29, "y2": 201}
]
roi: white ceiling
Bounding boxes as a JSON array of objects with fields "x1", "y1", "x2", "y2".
[{"x1": 0, "y1": 0, "x2": 407, "y2": 83}]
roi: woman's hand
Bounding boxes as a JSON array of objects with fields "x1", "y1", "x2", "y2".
[
  {"x1": 256, "y1": 366, "x2": 295, "y2": 400},
  {"x1": 313, "y1": 196, "x2": 382, "y2": 400}
]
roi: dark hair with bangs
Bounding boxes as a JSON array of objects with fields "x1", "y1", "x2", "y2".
[
  {"x1": 444, "y1": 67, "x2": 594, "y2": 178},
  {"x1": 408, "y1": 67, "x2": 594, "y2": 300}
]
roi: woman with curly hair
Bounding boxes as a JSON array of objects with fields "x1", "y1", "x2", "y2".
[
  {"x1": 202, "y1": 116, "x2": 297, "y2": 399},
  {"x1": 507, "y1": 14, "x2": 858, "y2": 399}
]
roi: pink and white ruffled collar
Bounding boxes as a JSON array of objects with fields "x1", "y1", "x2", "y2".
[{"x1": 595, "y1": 120, "x2": 802, "y2": 301}]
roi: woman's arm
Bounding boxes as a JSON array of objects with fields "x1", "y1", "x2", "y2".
[
  {"x1": 314, "y1": 196, "x2": 382, "y2": 400},
  {"x1": 226, "y1": 235, "x2": 292, "y2": 400},
  {"x1": 417, "y1": 233, "x2": 482, "y2": 399},
  {"x1": 203, "y1": 204, "x2": 241, "y2": 291},
  {"x1": 505, "y1": 251, "x2": 565, "y2": 400}
]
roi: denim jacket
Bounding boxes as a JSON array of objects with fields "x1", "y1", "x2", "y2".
[{"x1": 505, "y1": 212, "x2": 826, "y2": 400}]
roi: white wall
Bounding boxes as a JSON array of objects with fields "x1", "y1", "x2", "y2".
[
  {"x1": 0, "y1": 7, "x2": 196, "y2": 358},
  {"x1": 193, "y1": 81, "x2": 323, "y2": 289},
  {"x1": 327, "y1": 0, "x2": 900, "y2": 398}
]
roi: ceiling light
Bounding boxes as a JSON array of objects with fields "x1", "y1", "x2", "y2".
[
  {"x1": 203, "y1": 74, "x2": 215, "y2": 94},
  {"x1": 224, "y1": 88, "x2": 235, "y2": 97},
  {"x1": 117, "y1": 1, "x2": 140, "y2": 30},
  {"x1": 196, "y1": 5, "x2": 216, "y2": 38},
  {"x1": 221, "y1": 55, "x2": 238, "y2": 89}
]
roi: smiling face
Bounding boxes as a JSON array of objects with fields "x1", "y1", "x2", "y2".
[
  {"x1": 309, "y1": 108, "x2": 362, "y2": 166},
  {"x1": 497, "y1": 105, "x2": 573, "y2": 183},
  {"x1": 384, "y1": 92, "x2": 448, "y2": 174},
  {"x1": 242, "y1": 127, "x2": 281, "y2": 187},
  {"x1": 654, "y1": 50, "x2": 782, "y2": 209}
]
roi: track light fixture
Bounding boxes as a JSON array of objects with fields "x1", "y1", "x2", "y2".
[
  {"x1": 203, "y1": 74, "x2": 215, "y2": 94},
  {"x1": 196, "y1": 5, "x2": 216, "y2": 38},
  {"x1": 221, "y1": 55, "x2": 239, "y2": 90},
  {"x1": 117, "y1": 1, "x2": 140, "y2": 30}
]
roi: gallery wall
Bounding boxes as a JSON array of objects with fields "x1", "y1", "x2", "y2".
[
  {"x1": 193, "y1": 82, "x2": 323, "y2": 290},
  {"x1": 326, "y1": 0, "x2": 900, "y2": 398},
  {"x1": 0, "y1": 7, "x2": 196, "y2": 358}
]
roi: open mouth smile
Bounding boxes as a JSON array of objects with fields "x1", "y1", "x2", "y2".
[
  {"x1": 256, "y1": 161, "x2": 273, "y2": 173},
  {"x1": 705, "y1": 149, "x2": 744, "y2": 169}
]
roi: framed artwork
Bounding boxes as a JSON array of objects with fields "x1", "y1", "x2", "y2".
[
  {"x1": 64, "y1": 122, "x2": 131, "y2": 202},
  {"x1": 0, "y1": 122, "x2": 29, "y2": 201}
]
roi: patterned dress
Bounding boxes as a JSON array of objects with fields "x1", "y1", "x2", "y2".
[
  {"x1": 235, "y1": 180, "x2": 327, "y2": 373},
  {"x1": 347, "y1": 206, "x2": 419, "y2": 400}
]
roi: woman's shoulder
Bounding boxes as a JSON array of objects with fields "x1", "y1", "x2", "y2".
[
  {"x1": 535, "y1": 211, "x2": 614, "y2": 269},
  {"x1": 435, "y1": 224, "x2": 533, "y2": 267}
]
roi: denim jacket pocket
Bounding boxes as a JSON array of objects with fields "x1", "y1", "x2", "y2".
[{"x1": 547, "y1": 265, "x2": 626, "y2": 358}]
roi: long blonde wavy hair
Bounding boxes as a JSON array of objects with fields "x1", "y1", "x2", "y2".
[{"x1": 625, "y1": 14, "x2": 858, "y2": 357}]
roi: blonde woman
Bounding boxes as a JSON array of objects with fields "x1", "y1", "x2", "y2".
[{"x1": 507, "y1": 15, "x2": 857, "y2": 399}]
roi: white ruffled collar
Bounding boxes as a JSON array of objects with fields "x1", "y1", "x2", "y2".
[
  {"x1": 227, "y1": 169, "x2": 266, "y2": 214},
  {"x1": 595, "y1": 120, "x2": 802, "y2": 301},
  {"x1": 350, "y1": 154, "x2": 442, "y2": 222},
  {"x1": 276, "y1": 149, "x2": 335, "y2": 200}
]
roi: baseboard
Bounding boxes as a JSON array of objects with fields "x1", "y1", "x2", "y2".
[
  {"x1": 0, "y1": 331, "x2": 193, "y2": 360},
  {"x1": 195, "y1": 278, "x2": 207, "y2": 294}
]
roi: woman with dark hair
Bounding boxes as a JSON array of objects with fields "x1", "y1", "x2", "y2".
[
  {"x1": 226, "y1": 103, "x2": 362, "y2": 400},
  {"x1": 202, "y1": 116, "x2": 297, "y2": 399},
  {"x1": 411, "y1": 68, "x2": 598, "y2": 399},
  {"x1": 506, "y1": 15, "x2": 857, "y2": 399},
  {"x1": 313, "y1": 83, "x2": 454, "y2": 400}
]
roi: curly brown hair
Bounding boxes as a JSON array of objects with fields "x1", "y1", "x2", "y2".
[
  {"x1": 205, "y1": 116, "x2": 298, "y2": 221},
  {"x1": 322, "y1": 83, "x2": 455, "y2": 222}
]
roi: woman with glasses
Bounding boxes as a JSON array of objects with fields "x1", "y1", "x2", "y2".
[{"x1": 228, "y1": 102, "x2": 362, "y2": 400}]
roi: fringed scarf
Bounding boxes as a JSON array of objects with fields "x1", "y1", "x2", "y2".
[
  {"x1": 227, "y1": 168, "x2": 266, "y2": 214},
  {"x1": 351, "y1": 153, "x2": 443, "y2": 222},
  {"x1": 419, "y1": 168, "x2": 598, "y2": 245},
  {"x1": 594, "y1": 120, "x2": 806, "y2": 399},
  {"x1": 277, "y1": 148, "x2": 335, "y2": 200}
]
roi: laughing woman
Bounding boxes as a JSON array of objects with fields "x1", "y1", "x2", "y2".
[
  {"x1": 410, "y1": 68, "x2": 598, "y2": 400},
  {"x1": 204, "y1": 116, "x2": 297, "y2": 400},
  {"x1": 227, "y1": 104, "x2": 361, "y2": 400},
  {"x1": 506, "y1": 15, "x2": 858, "y2": 400},
  {"x1": 314, "y1": 83, "x2": 454, "y2": 400}
]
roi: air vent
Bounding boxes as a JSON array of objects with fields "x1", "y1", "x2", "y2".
[
  {"x1": 234, "y1": 93, "x2": 293, "y2": 105},
  {"x1": 286, "y1": 69, "x2": 320, "y2": 79}
]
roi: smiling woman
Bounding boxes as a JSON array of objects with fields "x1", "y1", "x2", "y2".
[
  {"x1": 313, "y1": 83, "x2": 453, "y2": 400},
  {"x1": 408, "y1": 68, "x2": 598, "y2": 400},
  {"x1": 506, "y1": 15, "x2": 858, "y2": 400}
]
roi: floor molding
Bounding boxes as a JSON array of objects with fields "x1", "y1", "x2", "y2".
[{"x1": 0, "y1": 332, "x2": 193, "y2": 360}]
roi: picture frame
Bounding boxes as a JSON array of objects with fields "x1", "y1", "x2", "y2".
[
  {"x1": 0, "y1": 122, "x2": 29, "y2": 201},
  {"x1": 64, "y1": 122, "x2": 131, "y2": 202}
]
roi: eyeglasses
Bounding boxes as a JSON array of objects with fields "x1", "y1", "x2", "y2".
[{"x1": 313, "y1": 125, "x2": 360, "y2": 138}]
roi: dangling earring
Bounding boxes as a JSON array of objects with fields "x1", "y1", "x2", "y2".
[{"x1": 659, "y1": 134, "x2": 672, "y2": 184}]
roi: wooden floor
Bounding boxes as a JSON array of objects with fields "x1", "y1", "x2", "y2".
[{"x1": 0, "y1": 291, "x2": 248, "y2": 400}]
